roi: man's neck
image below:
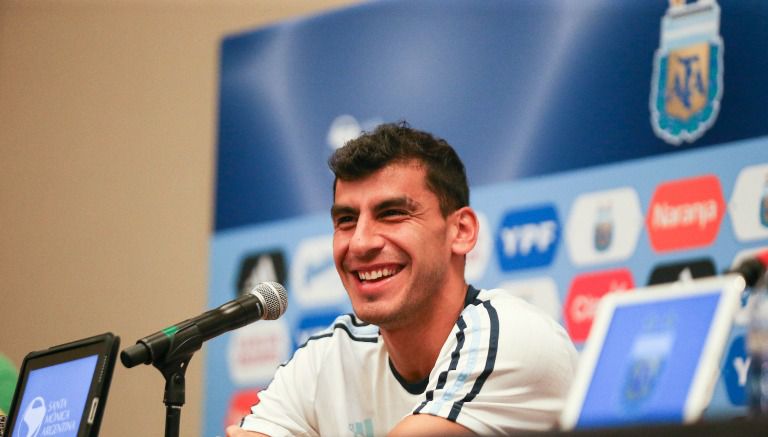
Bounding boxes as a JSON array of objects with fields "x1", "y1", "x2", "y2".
[{"x1": 381, "y1": 283, "x2": 468, "y2": 383}]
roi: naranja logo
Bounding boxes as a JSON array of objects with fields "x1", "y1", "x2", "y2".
[{"x1": 646, "y1": 174, "x2": 725, "y2": 252}]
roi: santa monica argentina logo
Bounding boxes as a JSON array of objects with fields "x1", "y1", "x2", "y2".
[{"x1": 650, "y1": 0, "x2": 723, "y2": 145}]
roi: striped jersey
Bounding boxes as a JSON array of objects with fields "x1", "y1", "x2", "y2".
[{"x1": 240, "y1": 286, "x2": 578, "y2": 436}]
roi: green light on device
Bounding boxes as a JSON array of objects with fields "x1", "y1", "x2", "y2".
[{"x1": 162, "y1": 326, "x2": 179, "y2": 337}]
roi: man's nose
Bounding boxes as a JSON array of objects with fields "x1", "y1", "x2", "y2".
[{"x1": 349, "y1": 215, "x2": 384, "y2": 257}]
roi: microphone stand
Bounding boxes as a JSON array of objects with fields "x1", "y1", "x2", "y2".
[
  {"x1": 122, "y1": 283, "x2": 287, "y2": 436},
  {"x1": 150, "y1": 324, "x2": 204, "y2": 437}
]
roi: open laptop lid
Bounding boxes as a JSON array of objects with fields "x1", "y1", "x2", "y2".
[
  {"x1": 560, "y1": 274, "x2": 745, "y2": 430},
  {"x1": 4, "y1": 333, "x2": 120, "y2": 437}
]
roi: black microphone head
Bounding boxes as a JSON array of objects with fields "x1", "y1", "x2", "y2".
[{"x1": 249, "y1": 282, "x2": 288, "y2": 320}]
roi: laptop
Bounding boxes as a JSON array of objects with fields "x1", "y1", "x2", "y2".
[
  {"x1": 3, "y1": 333, "x2": 120, "y2": 437},
  {"x1": 560, "y1": 274, "x2": 745, "y2": 430}
]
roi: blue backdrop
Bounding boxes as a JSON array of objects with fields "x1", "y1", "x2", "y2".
[{"x1": 205, "y1": 1, "x2": 768, "y2": 435}]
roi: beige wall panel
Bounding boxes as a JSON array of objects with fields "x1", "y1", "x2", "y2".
[{"x1": 0, "y1": 1, "x2": 361, "y2": 435}]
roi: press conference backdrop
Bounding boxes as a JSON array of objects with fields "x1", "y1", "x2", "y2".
[{"x1": 205, "y1": 0, "x2": 768, "y2": 434}]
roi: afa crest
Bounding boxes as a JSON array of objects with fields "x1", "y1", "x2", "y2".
[
  {"x1": 621, "y1": 317, "x2": 676, "y2": 413},
  {"x1": 650, "y1": 0, "x2": 723, "y2": 145}
]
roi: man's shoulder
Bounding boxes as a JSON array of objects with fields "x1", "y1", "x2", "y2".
[
  {"x1": 283, "y1": 313, "x2": 381, "y2": 371},
  {"x1": 468, "y1": 287, "x2": 548, "y2": 318},
  {"x1": 299, "y1": 313, "x2": 380, "y2": 349},
  {"x1": 467, "y1": 287, "x2": 575, "y2": 350}
]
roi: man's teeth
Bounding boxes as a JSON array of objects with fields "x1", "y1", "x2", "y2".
[{"x1": 358, "y1": 268, "x2": 396, "y2": 281}]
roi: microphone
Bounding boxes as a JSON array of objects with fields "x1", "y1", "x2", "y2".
[
  {"x1": 121, "y1": 281, "x2": 288, "y2": 368},
  {"x1": 729, "y1": 250, "x2": 768, "y2": 288}
]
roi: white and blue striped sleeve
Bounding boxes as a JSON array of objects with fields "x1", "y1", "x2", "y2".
[{"x1": 413, "y1": 290, "x2": 578, "y2": 434}]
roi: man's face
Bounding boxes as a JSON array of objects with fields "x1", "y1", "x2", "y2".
[{"x1": 331, "y1": 161, "x2": 454, "y2": 329}]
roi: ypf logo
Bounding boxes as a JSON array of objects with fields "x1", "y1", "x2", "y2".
[
  {"x1": 495, "y1": 205, "x2": 560, "y2": 271},
  {"x1": 564, "y1": 269, "x2": 634, "y2": 343},
  {"x1": 646, "y1": 174, "x2": 725, "y2": 252}
]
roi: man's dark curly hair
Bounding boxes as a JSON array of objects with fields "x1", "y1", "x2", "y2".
[{"x1": 328, "y1": 121, "x2": 469, "y2": 216}]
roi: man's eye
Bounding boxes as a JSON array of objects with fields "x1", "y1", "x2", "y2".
[
  {"x1": 335, "y1": 216, "x2": 354, "y2": 227},
  {"x1": 381, "y1": 209, "x2": 407, "y2": 218}
]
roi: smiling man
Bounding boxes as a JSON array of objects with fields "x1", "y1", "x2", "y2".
[{"x1": 227, "y1": 122, "x2": 578, "y2": 437}]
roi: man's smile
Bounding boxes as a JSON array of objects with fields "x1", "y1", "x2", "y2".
[{"x1": 353, "y1": 264, "x2": 404, "y2": 283}]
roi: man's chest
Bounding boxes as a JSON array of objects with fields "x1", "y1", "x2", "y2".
[{"x1": 312, "y1": 345, "x2": 422, "y2": 436}]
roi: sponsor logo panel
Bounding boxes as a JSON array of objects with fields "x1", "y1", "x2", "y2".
[
  {"x1": 227, "y1": 319, "x2": 290, "y2": 385},
  {"x1": 225, "y1": 389, "x2": 262, "y2": 428},
  {"x1": 564, "y1": 268, "x2": 635, "y2": 343},
  {"x1": 728, "y1": 163, "x2": 768, "y2": 242},
  {"x1": 236, "y1": 249, "x2": 287, "y2": 297},
  {"x1": 495, "y1": 204, "x2": 560, "y2": 271},
  {"x1": 566, "y1": 187, "x2": 643, "y2": 266},
  {"x1": 497, "y1": 277, "x2": 561, "y2": 322},
  {"x1": 290, "y1": 235, "x2": 347, "y2": 307},
  {"x1": 646, "y1": 174, "x2": 725, "y2": 252},
  {"x1": 647, "y1": 257, "x2": 716, "y2": 285},
  {"x1": 723, "y1": 335, "x2": 748, "y2": 406}
]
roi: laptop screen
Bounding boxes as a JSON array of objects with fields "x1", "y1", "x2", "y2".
[
  {"x1": 560, "y1": 274, "x2": 744, "y2": 430},
  {"x1": 4, "y1": 333, "x2": 119, "y2": 437}
]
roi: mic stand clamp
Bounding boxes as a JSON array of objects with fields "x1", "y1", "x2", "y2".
[{"x1": 152, "y1": 325, "x2": 203, "y2": 437}]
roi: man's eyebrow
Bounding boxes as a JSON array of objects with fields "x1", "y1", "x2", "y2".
[
  {"x1": 374, "y1": 196, "x2": 419, "y2": 212},
  {"x1": 330, "y1": 204, "x2": 358, "y2": 218},
  {"x1": 330, "y1": 197, "x2": 420, "y2": 218}
]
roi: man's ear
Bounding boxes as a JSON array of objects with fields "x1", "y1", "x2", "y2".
[{"x1": 450, "y1": 206, "x2": 479, "y2": 256}]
